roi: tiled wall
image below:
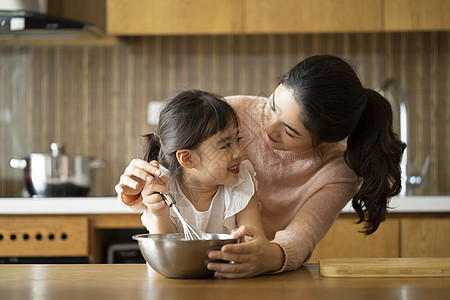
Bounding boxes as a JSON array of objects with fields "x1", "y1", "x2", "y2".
[{"x1": 1, "y1": 32, "x2": 448, "y2": 196}]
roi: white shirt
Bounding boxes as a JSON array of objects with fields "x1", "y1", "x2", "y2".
[{"x1": 141, "y1": 160, "x2": 257, "y2": 234}]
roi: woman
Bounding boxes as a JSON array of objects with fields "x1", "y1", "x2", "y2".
[{"x1": 116, "y1": 55, "x2": 406, "y2": 278}]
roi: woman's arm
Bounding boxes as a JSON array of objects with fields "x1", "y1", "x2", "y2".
[{"x1": 208, "y1": 183, "x2": 357, "y2": 278}]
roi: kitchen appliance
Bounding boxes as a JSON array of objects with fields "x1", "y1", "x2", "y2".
[
  {"x1": 106, "y1": 243, "x2": 145, "y2": 264},
  {"x1": 0, "y1": 9, "x2": 85, "y2": 32},
  {"x1": 9, "y1": 143, "x2": 106, "y2": 197},
  {"x1": 0, "y1": 1, "x2": 100, "y2": 40},
  {"x1": 133, "y1": 233, "x2": 238, "y2": 278}
]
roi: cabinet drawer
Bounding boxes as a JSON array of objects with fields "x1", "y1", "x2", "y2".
[{"x1": 0, "y1": 216, "x2": 88, "y2": 257}]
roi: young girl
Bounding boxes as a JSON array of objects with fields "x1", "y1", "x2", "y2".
[{"x1": 117, "y1": 89, "x2": 264, "y2": 235}]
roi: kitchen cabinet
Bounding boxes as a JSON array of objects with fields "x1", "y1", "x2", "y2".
[
  {"x1": 308, "y1": 215, "x2": 399, "y2": 262},
  {"x1": 244, "y1": 0, "x2": 450, "y2": 33},
  {"x1": 308, "y1": 214, "x2": 450, "y2": 263},
  {"x1": 50, "y1": 0, "x2": 450, "y2": 36},
  {"x1": 2, "y1": 198, "x2": 449, "y2": 264},
  {"x1": 400, "y1": 217, "x2": 450, "y2": 257},
  {"x1": 87, "y1": 214, "x2": 144, "y2": 263},
  {"x1": 384, "y1": 0, "x2": 450, "y2": 31},
  {"x1": 244, "y1": 0, "x2": 383, "y2": 33},
  {"x1": 0, "y1": 216, "x2": 88, "y2": 257},
  {"x1": 107, "y1": 0, "x2": 243, "y2": 35},
  {"x1": 0, "y1": 214, "x2": 143, "y2": 263}
]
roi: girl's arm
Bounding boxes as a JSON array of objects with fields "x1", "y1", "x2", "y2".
[
  {"x1": 141, "y1": 205, "x2": 176, "y2": 234},
  {"x1": 235, "y1": 195, "x2": 264, "y2": 232}
]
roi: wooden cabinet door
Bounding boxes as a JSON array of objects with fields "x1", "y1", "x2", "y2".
[
  {"x1": 106, "y1": 0, "x2": 243, "y2": 35},
  {"x1": 0, "y1": 216, "x2": 88, "y2": 257},
  {"x1": 244, "y1": 0, "x2": 382, "y2": 33},
  {"x1": 401, "y1": 218, "x2": 450, "y2": 257},
  {"x1": 308, "y1": 216, "x2": 399, "y2": 263},
  {"x1": 385, "y1": 0, "x2": 450, "y2": 31}
]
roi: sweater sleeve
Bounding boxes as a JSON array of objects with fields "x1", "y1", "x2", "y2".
[{"x1": 271, "y1": 182, "x2": 358, "y2": 272}]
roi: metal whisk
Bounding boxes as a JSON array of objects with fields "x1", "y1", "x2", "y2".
[
  {"x1": 152, "y1": 174, "x2": 208, "y2": 240},
  {"x1": 159, "y1": 192, "x2": 208, "y2": 240}
]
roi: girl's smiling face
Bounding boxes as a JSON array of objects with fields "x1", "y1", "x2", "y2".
[
  {"x1": 186, "y1": 125, "x2": 243, "y2": 188},
  {"x1": 263, "y1": 84, "x2": 314, "y2": 154}
]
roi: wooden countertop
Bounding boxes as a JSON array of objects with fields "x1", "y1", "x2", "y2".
[{"x1": 1, "y1": 264, "x2": 449, "y2": 300}]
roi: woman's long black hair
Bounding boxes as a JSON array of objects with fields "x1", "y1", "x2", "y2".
[
  {"x1": 143, "y1": 89, "x2": 239, "y2": 179},
  {"x1": 281, "y1": 55, "x2": 406, "y2": 234}
]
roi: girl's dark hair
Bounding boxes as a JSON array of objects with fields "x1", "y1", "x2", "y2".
[
  {"x1": 281, "y1": 55, "x2": 406, "y2": 234},
  {"x1": 143, "y1": 89, "x2": 239, "y2": 178}
]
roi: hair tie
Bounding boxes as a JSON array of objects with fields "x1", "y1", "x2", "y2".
[{"x1": 363, "y1": 88, "x2": 372, "y2": 107}]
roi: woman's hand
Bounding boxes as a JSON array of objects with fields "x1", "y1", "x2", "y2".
[
  {"x1": 115, "y1": 159, "x2": 169, "y2": 204},
  {"x1": 206, "y1": 225, "x2": 285, "y2": 278}
]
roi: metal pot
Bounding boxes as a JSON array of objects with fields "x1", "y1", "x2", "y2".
[{"x1": 9, "y1": 143, "x2": 106, "y2": 197}]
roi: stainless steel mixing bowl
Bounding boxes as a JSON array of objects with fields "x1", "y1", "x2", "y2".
[{"x1": 132, "y1": 233, "x2": 239, "y2": 279}]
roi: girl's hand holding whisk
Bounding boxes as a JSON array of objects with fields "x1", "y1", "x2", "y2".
[
  {"x1": 141, "y1": 171, "x2": 171, "y2": 218},
  {"x1": 140, "y1": 163, "x2": 176, "y2": 234},
  {"x1": 115, "y1": 159, "x2": 168, "y2": 205}
]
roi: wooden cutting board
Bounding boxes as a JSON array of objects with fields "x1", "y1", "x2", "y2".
[{"x1": 319, "y1": 258, "x2": 450, "y2": 277}]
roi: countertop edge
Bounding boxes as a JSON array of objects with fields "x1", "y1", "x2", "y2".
[
  {"x1": 1, "y1": 196, "x2": 449, "y2": 214},
  {"x1": 341, "y1": 196, "x2": 450, "y2": 213},
  {"x1": 0, "y1": 197, "x2": 137, "y2": 214}
]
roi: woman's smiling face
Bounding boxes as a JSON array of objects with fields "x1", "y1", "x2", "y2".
[{"x1": 263, "y1": 84, "x2": 314, "y2": 154}]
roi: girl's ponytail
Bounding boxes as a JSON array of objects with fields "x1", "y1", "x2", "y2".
[
  {"x1": 345, "y1": 89, "x2": 406, "y2": 234},
  {"x1": 143, "y1": 132, "x2": 161, "y2": 163}
]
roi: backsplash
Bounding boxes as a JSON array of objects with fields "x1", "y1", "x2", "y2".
[{"x1": 1, "y1": 32, "x2": 448, "y2": 196}]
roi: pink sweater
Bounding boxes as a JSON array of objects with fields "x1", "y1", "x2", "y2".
[{"x1": 225, "y1": 95, "x2": 360, "y2": 272}]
